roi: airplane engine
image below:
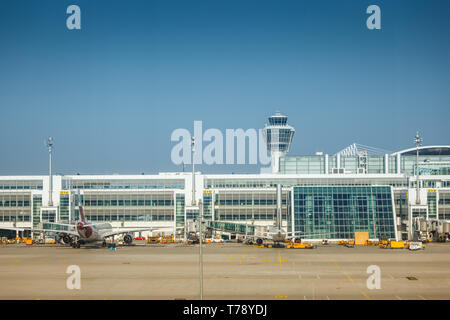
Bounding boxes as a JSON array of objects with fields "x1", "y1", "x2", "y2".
[
  {"x1": 256, "y1": 238, "x2": 263, "y2": 245},
  {"x1": 62, "y1": 235, "x2": 71, "y2": 244},
  {"x1": 123, "y1": 234, "x2": 133, "y2": 244}
]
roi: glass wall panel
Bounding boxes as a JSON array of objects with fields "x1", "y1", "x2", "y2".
[{"x1": 292, "y1": 186, "x2": 396, "y2": 240}]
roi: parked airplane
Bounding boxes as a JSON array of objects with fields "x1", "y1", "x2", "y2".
[
  {"x1": 244, "y1": 225, "x2": 337, "y2": 246},
  {"x1": 6, "y1": 192, "x2": 170, "y2": 248}
]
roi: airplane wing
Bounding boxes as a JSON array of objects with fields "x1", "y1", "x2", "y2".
[
  {"x1": 0, "y1": 226, "x2": 79, "y2": 237},
  {"x1": 30, "y1": 228, "x2": 80, "y2": 237},
  {"x1": 102, "y1": 227, "x2": 171, "y2": 239}
]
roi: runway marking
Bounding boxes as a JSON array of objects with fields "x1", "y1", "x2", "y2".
[
  {"x1": 262, "y1": 259, "x2": 269, "y2": 262},
  {"x1": 331, "y1": 259, "x2": 339, "y2": 269},
  {"x1": 344, "y1": 272, "x2": 354, "y2": 283},
  {"x1": 275, "y1": 295, "x2": 287, "y2": 299},
  {"x1": 361, "y1": 291, "x2": 371, "y2": 300},
  {"x1": 58, "y1": 260, "x2": 65, "y2": 263},
  {"x1": 227, "y1": 258, "x2": 236, "y2": 261},
  {"x1": 417, "y1": 295, "x2": 426, "y2": 300},
  {"x1": 275, "y1": 248, "x2": 282, "y2": 266},
  {"x1": 248, "y1": 258, "x2": 256, "y2": 260},
  {"x1": 282, "y1": 259, "x2": 289, "y2": 262},
  {"x1": 12, "y1": 260, "x2": 20, "y2": 263},
  {"x1": 239, "y1": 247, "x2": 250, "y2": 265}
]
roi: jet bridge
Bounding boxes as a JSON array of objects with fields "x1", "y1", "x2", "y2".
[{"x1": 206, "y1": 221, "x2": 256, "y2": 236}]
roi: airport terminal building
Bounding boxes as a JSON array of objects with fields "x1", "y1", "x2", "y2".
[{"x1": 1, "y1": 112, "x2": 449, "y2": 241}]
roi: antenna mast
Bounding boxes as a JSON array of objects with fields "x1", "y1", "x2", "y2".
[{"x1": 47, "y1": 137, "x2": 54, "y2": 207}]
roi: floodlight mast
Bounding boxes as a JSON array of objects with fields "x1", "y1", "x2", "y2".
[
  {"x1": 198, "y1": 200, "x2": 203, "y2": 300},
  {"x1": 47, "y1": 137, "x2": 54, "y2": 207},
  {"x1": 415, "y1": 132, "x2": 422, "y2": 205},
  {"x1": 191, "y1": 136, "x2": 196, "y2": 206}
]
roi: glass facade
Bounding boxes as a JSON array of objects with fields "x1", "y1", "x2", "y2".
[
  {"x1": 427, "y1": 191, "x2": 437, "y2": 219},
  {"x1": 291, "y1": 186, "x2": 396, "y2": 240},
  {"x1": 280, "y1": 154, "x2": 450, "y2": 175},
  {"x1": 32, "y1": 195, "x2": 42, "y2": 229},
  {"x1": 68, "y1": 179, "x2": 184, "y2": 190},
  {"x1": 175, "y1": 193, "x2": 185, "y2": 228},
  {"x1": 202, "y1": 191, "x2": 213, "y2": 220},
  {"x1": 438, "y1": 191, "x2": 450, "y2": 220},
  {"x1": 59, "y1": 192, "x2": 70, "y2": 222},
  {"x1": 206, "y1": 177, "x2": 408, "y2": 189},
  {"x1": 401, "y1": 155, "x2": 450, "y2": 175},
  {"x1": 0, "y1": 193, "x2": 31, "y2": 222},
  {"x1": 0, "y1": 180, "x2": 42, "y2": 190},
  {"x1": 41, "y1": 210, "x2": 56, "y2": 222},
  {"x1": 186, "y1": 208, "x2": 199, "y2": 220},
  {"x1": 412, "y1": 208, "x2": 427, "y2": 219},
  {"x1": 280, "y1": 156, "x2": 325, "y2": 174},
  {"x1": 81, "y1": 192, "x2": 174, "y2": 222},
  {"x1": 214, "y1": 190, "x2": 288, "y2": 221}
]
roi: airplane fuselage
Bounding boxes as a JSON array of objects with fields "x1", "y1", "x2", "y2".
[{"x1": 76, "y1": 222, "x2": 112, "y2": 242}]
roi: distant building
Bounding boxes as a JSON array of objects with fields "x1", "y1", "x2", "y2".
[{"x1": 1, "y1": 112, "x2": 449, "y2": 241}]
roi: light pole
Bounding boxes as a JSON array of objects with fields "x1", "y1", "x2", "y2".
[
  {"x1": 191, "y1": 137, "x2": 196, "y2": 206},
  {"x1": 405, "y1": 174, "x2": 414, "y2": 240},
  {"x1": 47, "y1": 137, "x2": 54, "y2": 207},
  {"x1": 13, "y1": 217, "x2": 17, "y2": 240},
  {"x1": 198, "y1": 200, "x2": 203, "y2": 300},
  {"x1": 415, "y1": 132, "x2": 422, "y2": 205},
  {"x1": 20, "y1": 211, "x2": 24, "y2": 240}
]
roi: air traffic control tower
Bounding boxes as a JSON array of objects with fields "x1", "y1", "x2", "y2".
[{"x1": 263, "y1": 111, "x2": 295, "y2": 173}]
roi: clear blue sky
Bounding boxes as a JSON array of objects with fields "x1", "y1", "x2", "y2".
[{"x1": 0, "y1": 0, "x2": 449, "y2": 175}]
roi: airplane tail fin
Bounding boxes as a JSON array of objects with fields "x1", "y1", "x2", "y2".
[{"x1": 77, "y1": 190, "x2": 86, "y2": 223}]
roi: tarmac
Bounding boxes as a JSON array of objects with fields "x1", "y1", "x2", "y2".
[{"x1": 1, "y1": 241, "x2": 450, "y2": 300}]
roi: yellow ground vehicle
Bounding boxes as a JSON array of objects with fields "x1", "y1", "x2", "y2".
[
  {"x1": 286, "y1": 242, "x2": 314, "y2": 249},
  {"x1": 365, "y1": 240, "x2": 379, "y2": 246},
  {"x1": 378, "y1": 240, "x2": 389, "y2": 248},
  {"x1": 345, "y1": 240, "x2": 355, "y2": 248},
  {"x1": 147, "y1": 237, "x2": 160, "y2": 244},
  {"x1": 389, "y1": 240, "x2": 404, "y2": 249}
]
